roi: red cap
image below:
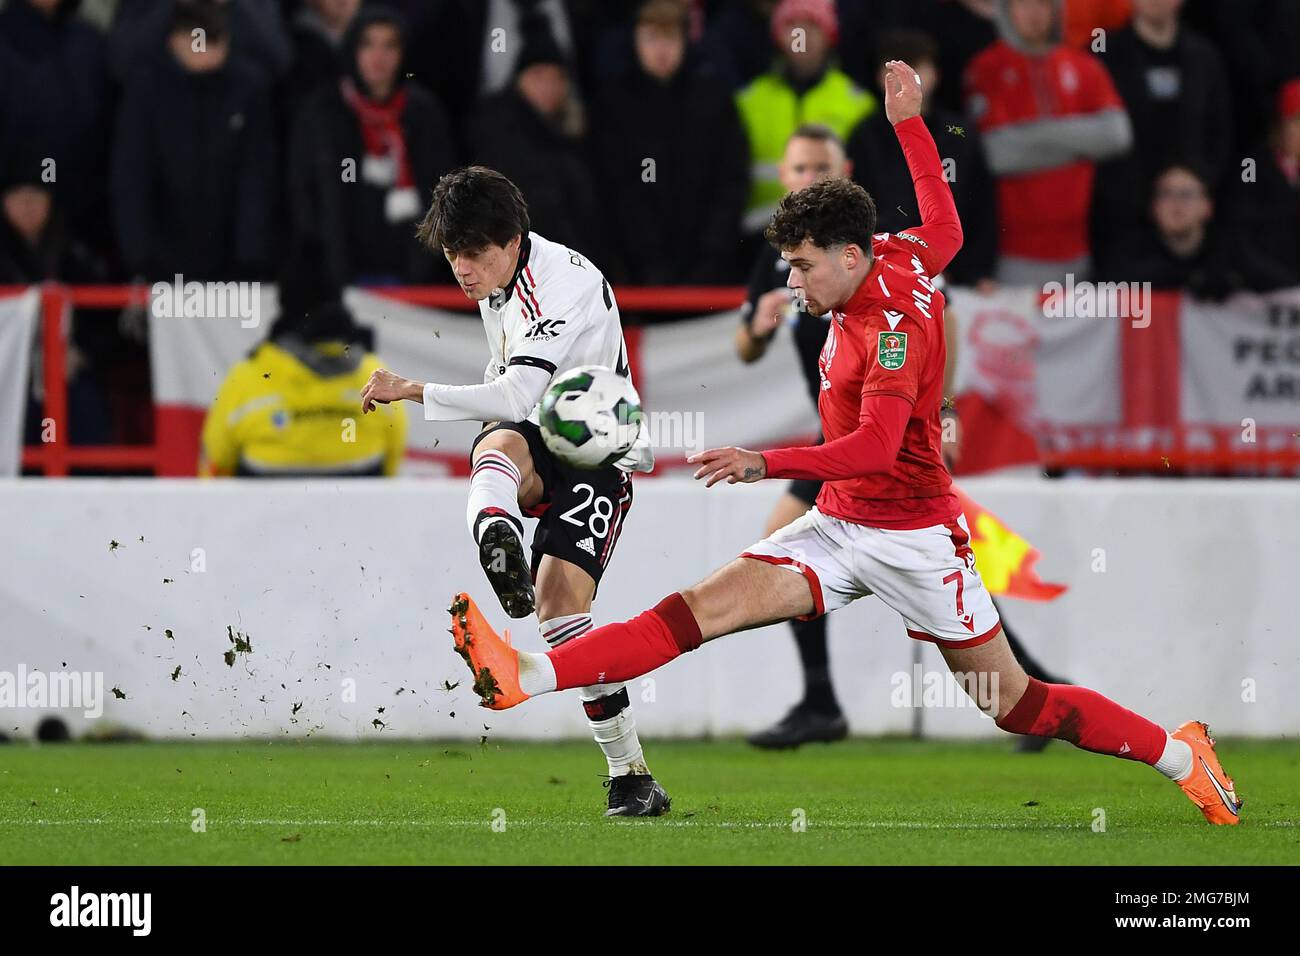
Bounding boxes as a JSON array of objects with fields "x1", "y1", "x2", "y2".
[
  {"x1": 1278, "y1": 78, "x2": 1300, "y2": 121},
  {"x1": 771, "y1": 0, "x2": 839, "y2": 50}
]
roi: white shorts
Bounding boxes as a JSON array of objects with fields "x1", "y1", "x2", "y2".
[{"x1": 742, "y1": 507, "x2": 1002, "y2": 647}]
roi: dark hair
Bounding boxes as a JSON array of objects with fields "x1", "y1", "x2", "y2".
[
  {"x1": 787, "y1": 122, "x2": 844, "y2": 150},
  {"x1": 170, "y1": 2, "x2": 230, "y2": 44},
  {"x1": 416, "y1": 166, "x2": 530, "y2": 254},
  {"x1": 765, "y1": 178, "x2": 877, "y2": 253},
  {"x1": 1152, "y1": 160, "x2": 1210, "y2": 192},
  {"x1": 637, "y1": 0, "x2": 689, "y2": 32},
  {"x1": 874, "y1": 29, "x2": 938, "y2": 74}
]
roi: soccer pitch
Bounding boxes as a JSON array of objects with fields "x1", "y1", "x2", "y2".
[{"x1": 2, "y1": 739, "x2": 1296, "y2": 865}]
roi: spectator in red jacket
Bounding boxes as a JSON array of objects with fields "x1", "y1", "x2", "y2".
[{"x1": 965, "y1": 0, "x2": 1132, "y2": 285}]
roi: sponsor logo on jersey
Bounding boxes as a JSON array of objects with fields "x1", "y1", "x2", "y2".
[
  {"x1": 576, "y1": 537, "x2": 596, "y2": 556},
  {"x1": 524, "y1": 318, "x2": 566, "y2": 340},
  {"x1": 877, "y1": 331, "x2": 908, "y2": 370},
  {"x1": 894, "y1": 231, "x2": 929, "y2": 248}
]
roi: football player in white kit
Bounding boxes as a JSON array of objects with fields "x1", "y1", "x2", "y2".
[{"x1": 360, "y1": 166, "x2": 668, "y2": 817}]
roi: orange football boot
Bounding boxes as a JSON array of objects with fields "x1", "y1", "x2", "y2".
[
  {"x1": 448, "y1": 593, "x2": 530, "y2": 710},
  {"x1": 1171, "y1": 720, "x2": 1242, "y2": 825}
]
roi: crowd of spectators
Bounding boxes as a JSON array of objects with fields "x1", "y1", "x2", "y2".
[{"x1": 2, "y1": 0, "x2": 1298, "y2": 294}]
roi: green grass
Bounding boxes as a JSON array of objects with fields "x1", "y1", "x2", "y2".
[{"x1": 1, "y1": 738, "x2": 1296, "y2": 865}]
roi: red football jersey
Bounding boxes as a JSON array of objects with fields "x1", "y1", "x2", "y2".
[
  {"x1": 762, "y1": 116, "x2": 961, "y2": 530},
  {"x1": 812, "y1": 233, "x2": 957, "y2": 529}
]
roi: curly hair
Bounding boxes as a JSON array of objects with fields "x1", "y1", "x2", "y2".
[
  {"x1": 764, "y1": 178, "x2": 877, "y2": 253},
  {"x1": 416, "y1": 166, "x2": 530, "y2": 254}
]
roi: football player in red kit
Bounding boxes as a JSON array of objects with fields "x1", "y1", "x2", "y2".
[{"x1": 446, "y1": 61, "x2": 1241, "y2": 826}]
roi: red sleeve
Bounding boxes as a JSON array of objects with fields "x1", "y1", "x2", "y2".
[
  {"x1": 762, "y1": 394, "x2": 913, "y2": 481},
  {"x1": 891, "y1": 116, "x2": 963, "y2": 276},
  {"x1": 964, "y1": 50, "x2": 1013, "y2": 133}
]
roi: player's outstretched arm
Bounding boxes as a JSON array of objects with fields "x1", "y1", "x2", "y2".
[
  {"x1": 761, "y1": 393, "x2": 912, "y2": 482},
  {"x1": 882, "y1": 59, "x2": 963, "y2": 276},
  {"x1": 361, "y1": 365, "x2": 551, "y2": 423},
  {"x1": 689, "y1": 394, "x2": 913, "y2": 486}
]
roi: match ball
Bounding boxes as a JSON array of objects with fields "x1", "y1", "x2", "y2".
[{"x1": 539, "y1": 365, "x2": 644, "y2": 470}]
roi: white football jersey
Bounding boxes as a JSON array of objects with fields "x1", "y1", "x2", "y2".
[{"x1": 478, "y1": 232, "x2": 631, "y2": 426}]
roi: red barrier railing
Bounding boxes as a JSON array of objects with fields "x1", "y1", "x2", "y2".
[
  {"x1": 6, "y1": 283, "x2": 1299, "y2": 476},
  {"x1": 6, "y1": 283, "x2": 749, "y2": 477}
]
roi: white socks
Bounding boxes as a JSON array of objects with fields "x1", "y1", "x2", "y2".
[
  {"x1": 541, "y1": 613, "x2": 593, "y2": 646},
  {"x1": 467, "y1": 450, "x2": 525, "y2": 541},
  {"x1": 1153, "y1": 734, "x2": 1194, "y2": 781},
  {"x1": 541, "y1": 614, "x2": 649, "y2": 777},
  {"x1": 518, "y1": 651, "x2": 557, "y2": 696}
]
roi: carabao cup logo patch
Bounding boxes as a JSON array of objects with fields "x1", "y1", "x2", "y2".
[{"x1": 877, "y1": 331, "x2": 908, "y2": 370}]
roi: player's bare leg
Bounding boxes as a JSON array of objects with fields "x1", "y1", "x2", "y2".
[
  {"x1": 533, "y1": 555, "x2": 668, "y2": 817},
  {"x1": 748, "y1": 493, "x2": 848, "y2": 749},
  {"x1": 450, "y1": 555, "x2": 814, "y2": 708},
  {"x1": 680, "y1": 555, "x2": 817, "y2": 640},
  {"x1": 468, "y1": 427, "x2": 544, "y2": 618},
  {"x1": 939, "y1": 634, "x2": 1242, "y2": 825}
]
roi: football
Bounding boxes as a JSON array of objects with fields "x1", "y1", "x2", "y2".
[{"x1": 539, "y1": 365, "x2": 645, "y2": 469}]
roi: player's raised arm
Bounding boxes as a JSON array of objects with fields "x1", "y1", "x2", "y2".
[{"x1": 882, "y1": 59, "x2": 963, "y2": 276}]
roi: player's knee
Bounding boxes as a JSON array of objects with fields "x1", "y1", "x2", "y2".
[
  {"x1": 677, "y1": 585, "x2": 716, "y2": 640},
  {"x1": 991, "y1": 674, "x2": 1034, "y2": 730},
  {"x1": 475, "y1": 429, "x2": 532, "y2": 471}
]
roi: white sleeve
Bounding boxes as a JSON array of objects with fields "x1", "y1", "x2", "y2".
[{"x1": 422, "y1": 364, "x2": 551, "y2": 423}]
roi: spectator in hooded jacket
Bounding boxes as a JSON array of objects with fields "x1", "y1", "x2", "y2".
[
  {"x1": 0, "y1": 0, "x2": 111, "y2": 250},
  {"x1": 592, "y1": 0, "x2": 749, "y2": 285},
  {"x1": 465, "y1": 21, "x2": 606, "y2": 257},
  {"x1": 1093, "y1": 0, "x2": 1231, "y2": 253},
  {"x1": 735, "y1": 0, "x2": 877, "y2": 234},
  {"x1": 965, "y1": 0, "x2": 1132, "y2": 285},
  {"x1": 288, "y1": 5, "x2": 455, "y2": 286},
  {"x1": 110, "y1": 2, "x2": 275, "y2": 280},
  {"x1": 200, "y1": 245, "x2": 407, "y2": 478},
  {"x1": 0, "y1": 146, "x2": 107, "y2": 285}
]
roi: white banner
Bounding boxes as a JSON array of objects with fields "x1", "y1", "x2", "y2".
[
  {"x1": 1180, "y1": 288, "x2": 1300, "y2": 427},
  {"x1": 0, "y1": 289, "x2": 39, "y2": 476},
  {"x1": 948, "y1": 285, "x2": 1300, "y2": 470}
]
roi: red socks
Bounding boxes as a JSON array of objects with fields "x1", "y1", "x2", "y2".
[
  {"x1": 547, "y1": 603, "x2": 1168, "y2": 770},
  {"x1": 548, "y1": 593, "x2": 703, "y2": 691},
  {"x1": 998, "y1": 678, "x2": 1167, "y2": 764}
]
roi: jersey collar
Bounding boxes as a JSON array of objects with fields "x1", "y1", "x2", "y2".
[
  {"x1": 489, "y1": 234, "x2": 532, "y2": 310},
  {"x1": 840, "y1": 256, "x2": 882, "y2": 316}
]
